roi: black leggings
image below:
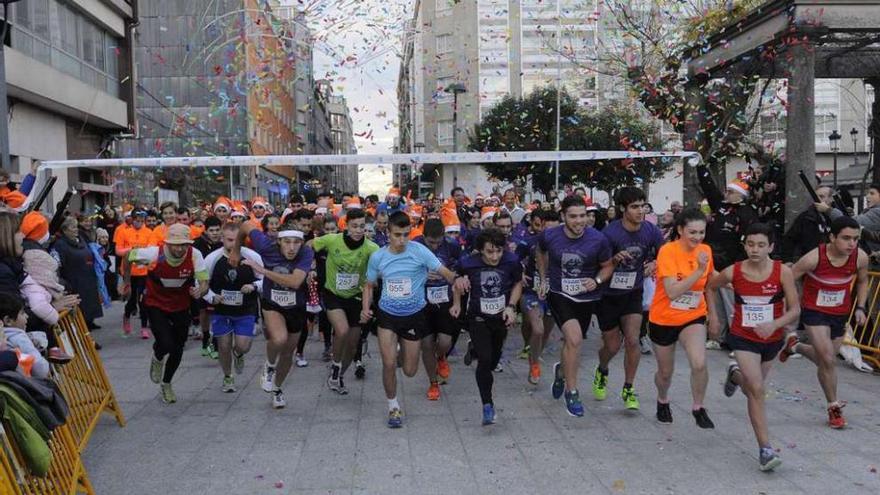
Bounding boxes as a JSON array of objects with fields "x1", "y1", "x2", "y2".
[
  {"x1": 469, "y1": 316, "x2": 508, "y2": 406},
  {"x1": 148, "y1": 307, "x2": 190, "y2": 383},
  {"x1": 125, "y1": 276, "x2": 148, "y2": 327},
  {"x1": 298, "y1": 311, "x2": 334, "y2": 354}
]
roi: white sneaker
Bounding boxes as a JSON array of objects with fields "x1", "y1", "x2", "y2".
[
  {"x1": 639, "y1": 336, "x2": 652, "y2": 355},
  {"x1": 705, "y1": 340, "x2": 722, "y2": 350},
  {"x1": 295, "y1": 353, "x2": 308, "y2": 368},
  {"x1": 261, "y1": 365, "x2": 276, "y2": 393},
  {"x1": 272, "y1": 389, "x2": 286, "y2": 409},
  {"x1": 494, "y1": 362, "x2": 504, "y2": 373}
]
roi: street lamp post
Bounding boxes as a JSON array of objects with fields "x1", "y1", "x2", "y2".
[
  {"x1": 829, "y1": 130, "x2": 841, "y2": 188},
  {"x1": 851, "y1": 128, "x2": 859, "y2": 167},
  {"x1": 1, "y1": 0, "x2": 24, "y2": 170},
  {"x1": 444, "y1": 82, "x2": 467, "y2": 189}
]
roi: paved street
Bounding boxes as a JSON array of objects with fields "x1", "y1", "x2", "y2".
[{"x1": 83, "y1": 303, "x2": 880, "y2": 494}]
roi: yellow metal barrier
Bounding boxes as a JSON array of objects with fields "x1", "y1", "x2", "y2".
[
  {"x1": 51, "y1": 308, "x2": 126, "y2": 453},
  {"x1": 1, "y1": 422, "x2": 94, "y2": 495},
  {"x1": 846, "y1": 271, "x2": 880, "y2": 369}
]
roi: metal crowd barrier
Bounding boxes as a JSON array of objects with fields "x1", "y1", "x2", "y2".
[
  {"x1": 0, "y1": 422, "x2": 94, "y2": 495},
  {"x1": 846, "y1": 271, "x2": 880, "y2": 369},
  {"x1": 50, "y1": 308, "x2": 126, "y2": 452}
]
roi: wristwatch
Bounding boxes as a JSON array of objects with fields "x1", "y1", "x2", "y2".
[{"x1": 594, "y1": 276, "x2": 603, "y2": 285}]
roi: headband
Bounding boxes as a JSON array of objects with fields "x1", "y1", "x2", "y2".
[{"x1": 278, "y1": 229, "x2": 304, "y2": 239}]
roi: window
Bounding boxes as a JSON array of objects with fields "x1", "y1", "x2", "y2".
[
  {"x1": 438, "y1": 120, "x2": 454, "y2": 146},
  {"x1": 436, "y1": 34, "x2": 453, "y2": 55}
]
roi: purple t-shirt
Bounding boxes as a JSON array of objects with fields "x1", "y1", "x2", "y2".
[
  {"x1": 601, "y1": 220, "x2": 665, "y2": 296},
  {"x1": 458, "y1": 251, "x2": 522, "y2": 318},
  {"x1": 415, "y1": 235, "x2": 462, "y2": 305},
  {"x1": 250, "y1": 229, "x2": 314, "y2": 309},
  {"x1": 538, "y1": 225, "x2": 611, "y2": 302}
]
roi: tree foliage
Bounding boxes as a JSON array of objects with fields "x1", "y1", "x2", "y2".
[{"x1": 469, "y1": 87, "x2": 670, "y2": 195}]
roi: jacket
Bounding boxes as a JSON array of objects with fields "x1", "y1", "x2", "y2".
[
  {"x1": 0, "y1": 257, "x2": 26, "y2": 295},
  {"x1": 0, "y1": 386, "x2": 52, "y2": 476},
  {"x1": 0, "y1": 371, "x2": 69, "y2": 429},
  {"x1": 781, "y1": 206, "x2": 830, "y2": 262},
  {"x1": 3, "y1": 327, "x2": 50, "y2": 379},
  {"x1": 697, "y1": 165, "x2": 759, "y2": 270},
  {"x1": 22, "y1": 241, "x2": 66, "y2": 298},
  {"x1": 19, "y1": 275, "x2": 60, "y2": 327},
  {"x1": 828, "y1": 205, "x2": 880, "y2": 254}
]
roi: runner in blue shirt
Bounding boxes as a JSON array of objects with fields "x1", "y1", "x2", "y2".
[
  {"x1": 594, "y1": 187, "x2": 665, "y2": 411},
  {"x1": 362, "y1": 211, "x2": 457, "y2": 428}
]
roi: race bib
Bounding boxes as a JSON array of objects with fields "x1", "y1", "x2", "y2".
[
  {"x1": 336, "y1": 272, "x2": 360, "y2": 291},
  {"x1": 561, "y1": 278, "x2": 588, "y2": 296},
  {"x1": 427, "y1": 285, "x2": 450, "y2": 304},
  {"x1": 221, "y1": 290, "x2": 243, "y2": 306},
  {"x1": 480, "y1": 295, "x2": 506, "y2": 315},
  {"x1": 386, "y1": 278, "x2": 413, "y2": 299},
  {"x1": 741, "y1": 304, "x2": 773, "y2": 328},
  {"x1": 270, "y1": 289, "x2": 297, "y2": 307},
  {"x1": 159, "y1": 278, "x2": 187, "y2": 288},
  {"x1": 816, "y1": 289, "x2": 845, "y2": 307},
  {"x1": 670, "y1": 290, "x2": 702, "y2": 310},
  {"x1": 610, "y1": 271, "x2": 637, "y2": 290}
]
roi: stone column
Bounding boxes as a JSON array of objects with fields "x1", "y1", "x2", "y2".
[
  {"x1": 682, "y1": 81, "x2": 707, "y2": 207},
  {"x1": 784, "y1": 40, "x2": 816, "y2": 229}
]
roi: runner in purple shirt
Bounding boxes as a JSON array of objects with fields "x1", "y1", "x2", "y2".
[
  {"x1": 594, "y1": 187, "x2": 665, "y2": 411},
  {"x1": 537, "y1": 195, "x2": 614, "y2": 417}
]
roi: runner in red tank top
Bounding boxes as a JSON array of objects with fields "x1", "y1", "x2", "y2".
[
  {"x1": 125, "y1": 224, "x2": 209, "y2": 404},
  {"x1": 708, "y1": 223, "x2": 800, "y2": 472},
  {"x1": 789, "y1": 216, "x2": 868, "y2": 430}
]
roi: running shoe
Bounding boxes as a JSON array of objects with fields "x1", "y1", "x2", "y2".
[
  {"x1": 437, "y1": 356, "x2": 450, "y2": 383},
  {"x1": 234, "y1": 352, "x2": 245, "y2": 375},
  {"x1": 759, "y1": 447, "x2": 782, "y2": 472},
  {"x1": 528, "y1": 362, "x2": 541, "y2": 385},
  {"x1": 122, "y1": 317, "x2": 132, "y2": 336},
  {"x1": 692, "y1": 407, "x2": 715, "y2": 429},
  {"x1": 150, "y1": 356, "x2": 164, "y2": 384},
  {"x1": 592, "y1": 367, "x2": 608, "y2": 401},
  {"x1": 779, "y1": 334, "x2": 799, "y2": 363},
  {"x1": 621, "y1": 386, "x2": 640, "y2": 410},
  {"x1": 551, "y1": 362, "x2": 565, "y2": 400},
  {"x1": 705, "y1": 340, "x2": 722, "y2": 350},
  {"x1": 140, "y1": 327, "x2": 151, "y2": 340},
  {"x1": 208, "y1": 345, "x2": 219, "y2": 360},
  {"x1": 724, "y1": 362, "x2": 740, "y2": 397},
  {"x1": 261, "y1": 365, "x2": 276, "y2": 393},
  {"x1": 827, "y1": 403, "x2": 847, "y2": 429},
  {"x1": 295, "y1": 353, "x2": 308, "y2": 368},
  {"x1": 494, "y1": 362, "x2": 504, "y2": 373},
  {"x1": 563, "y1": 390, "x2": 585, "y2": 417},
  {"x1": 656, "y1": 401, "x2": 673, "y2": 424},
  {"x1": 354, "y1": 361, "x2": 366, "y2": 379},
  {"x1": 639, "y1": 336, "x2": 652, "y2": 355},
  {"x1": 272, "y1": 389, "x2": 286, "y2": 409},
  {"x1": 463, "y1": 339, "x2": 474, "y2": 366},
  {"x1": 222, "y1": 375, "x2": 236, "y2": 393},
  {"x1": 427, "y1": 382, "x2": 441, "y2": 401},
  {"x1": 517, "y1": 345, "x2": 531, "y2": 360},
  {"x1": 328, "y1": 371, "x2": 349, "y2": 395},
  {"x1": 200, "y1": 346, "x2": 211, "y2": 358},
  {"x1": 387, "y1": 408, "x2": 403, "y2": 428},
  {"x1": 160, "y1": 383, "x2": 176, "y2": 404},
  {"x1": 482, "y1": 403, "x2": 497, "y2": 425}
]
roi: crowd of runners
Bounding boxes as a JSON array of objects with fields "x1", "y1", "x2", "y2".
[{"x1": 2, "y1": 167, "x2": 871, "y2": 474}]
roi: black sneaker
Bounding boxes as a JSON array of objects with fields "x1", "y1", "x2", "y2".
[
  {"x1": 355, "y1": 362, "x2": 366, "y2": 379},
  {"x1": 463, "y1": 339, "x2": 474, "y2": 366},
  {"x1": 724, "y1": 362, "x2": 740, "y2": 398},
  {"x1": 692, "y1": 407, "x2": 715, "y2": 429},
  {"x1": 656, "y1": 401, "x2": 673, "y2": 424}
]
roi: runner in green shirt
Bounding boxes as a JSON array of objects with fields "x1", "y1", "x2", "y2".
[{"x1": 311, "y1": 208, "x2": 379, "y2": 394}]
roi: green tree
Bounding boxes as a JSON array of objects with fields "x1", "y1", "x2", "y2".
[{"x1": 469, "y1": 87, "x2": 669, "y2": 195}]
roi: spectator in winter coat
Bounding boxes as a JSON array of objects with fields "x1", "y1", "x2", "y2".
[
  {"x1": 0, "y1": 294, "x2": 49, "y2": 379},
  {"x1": 822, "y1": 183, "x2": 880, "y2": 266},
  {"x1": 782, "y1": 185, "x2": 833, "y2": 263},
  {"x1": 51, "y1": 217, "x2": 102, "y2": 329}
]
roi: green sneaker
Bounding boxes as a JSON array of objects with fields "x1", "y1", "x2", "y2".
[
  {"x1": 517, "y1": 345, "x2": 531, "y2": 360},
  {"x1": 592, "y1": 367, "x2": 608, "y2": 401},
  {"x1": 208, "y1": 345, "x2": 219, "y2": 360},
  {"x1": 621, "y1": 386, "x2": 640, "y2": 410},
  {"x1": 200, "y1": 346, "x2": 211, "y2": 358},
  {"x1": 222, "y1": 375, "x2": 236, "y2": 393},
  {"x1": 150, "y1": 356, "x2": 164, "y2": 384},
  {"x1": 160, "y1": 383, "x2": 176, "y2": 403}
]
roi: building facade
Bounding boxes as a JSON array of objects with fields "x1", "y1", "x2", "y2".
[{"x1": 3, "y1": 0, "x2": 138, "y2": 212}]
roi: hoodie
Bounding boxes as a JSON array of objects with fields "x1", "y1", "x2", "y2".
[{"x1": 3, "y1": 327, "x2": 49, "y2": 379}]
